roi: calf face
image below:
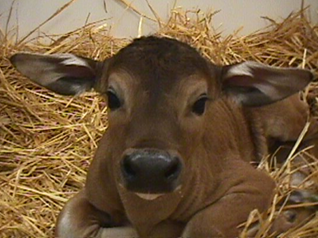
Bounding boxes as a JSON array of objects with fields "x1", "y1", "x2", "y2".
[{"x1": 10, "y1": 36, "x2": 315, "y2": 237}]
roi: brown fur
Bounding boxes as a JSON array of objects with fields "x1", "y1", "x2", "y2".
[{"x1": 10, "y1": 36, "x2": 318, "y2": 238}]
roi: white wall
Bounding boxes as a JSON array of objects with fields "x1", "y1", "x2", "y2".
[{"x1": 0, "y1": 0, "x2": 317, "y2": 40}]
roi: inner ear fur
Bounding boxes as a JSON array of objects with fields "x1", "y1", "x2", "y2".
[
  {"x1": 10, "y1": 53, "x2": 105, "y2": 95},
  {"x1": 220, "y1": 61, "x2": 313, "y2": 107}
]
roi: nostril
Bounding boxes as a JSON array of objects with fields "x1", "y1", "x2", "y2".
[
  {"x1": 164, "y1": 157, "x2": 181, "y2": 180},
  {"x1": 120, "y1": 149, "x2": 183, "y2": 193},
  {"x1": 122, "y1": 156, "x2": 137, "y2": 178}
]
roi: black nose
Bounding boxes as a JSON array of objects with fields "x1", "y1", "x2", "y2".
[{"x1": 121, "y1": 149, "x2": 182, "y2": 193}]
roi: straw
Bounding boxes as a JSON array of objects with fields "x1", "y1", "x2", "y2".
[{"x1": 1, "y1": 4, "x2": 318, "y2": 238}]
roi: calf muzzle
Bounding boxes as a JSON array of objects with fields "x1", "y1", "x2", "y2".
[{"x1": 120, "y1": 148, "x2": 182, "y2": 194}]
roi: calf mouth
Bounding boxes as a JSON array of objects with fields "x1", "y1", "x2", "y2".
[
  {"x1": 134, "y1": 193, "x2": 164, "y2": 201},
  {"x1": 119, "y1": 148, "x2": 183, "y2": 196},
  {"x1": 134, "y1": 184, "x2": 183, "y2": 201}
]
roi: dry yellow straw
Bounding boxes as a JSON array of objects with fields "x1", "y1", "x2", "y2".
[{"x1": 1, "y1": 3, "x2": 318, "y2": 237}]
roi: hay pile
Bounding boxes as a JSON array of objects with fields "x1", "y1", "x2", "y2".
[{"x1": 1, "y1": 5, "x2": 318, "y2": 238}]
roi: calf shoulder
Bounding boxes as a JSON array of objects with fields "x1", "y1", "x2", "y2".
[
  {"x1": 251, "y1": 94, "x2": 318, "y2": 143},
  {"x1": 182, "y1": 159, "x2": 275, "y2": 238}
]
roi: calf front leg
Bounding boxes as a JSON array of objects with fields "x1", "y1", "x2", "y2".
[
  {"x1": 182, "y1": 166, "x2": 275, "y2": 238},
  {"x1": 56, "y1": 189, "x2": 137, "y2": 238}
]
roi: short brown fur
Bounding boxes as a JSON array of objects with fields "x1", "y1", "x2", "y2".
[{"x1": 10, "y1": 36, "x2": 318, "y2": 238}]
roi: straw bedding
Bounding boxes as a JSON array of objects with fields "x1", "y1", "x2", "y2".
[{"x1": 1, "y1": 6, "x2": 318, "y2": 238}]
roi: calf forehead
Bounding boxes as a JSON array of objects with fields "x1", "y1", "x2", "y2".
[{"x1": 110, "y1": 36, "x2": 211, "y2": 90}]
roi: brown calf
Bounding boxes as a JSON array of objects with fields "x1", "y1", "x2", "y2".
[{"x1": 10, "y1": 36, "x2": 317, "y2": 237}]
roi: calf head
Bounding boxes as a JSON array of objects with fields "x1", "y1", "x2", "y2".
[{"x1": 10, "y1": 36, "x2": 313, "y2": 198}]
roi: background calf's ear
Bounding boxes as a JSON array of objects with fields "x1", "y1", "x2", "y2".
[
  {"x1": 10, "y1": 53, "x2": 100, "y2": 95},
  {"x1": 221, "y1": 61, "x2": 314, "y2": 106}
]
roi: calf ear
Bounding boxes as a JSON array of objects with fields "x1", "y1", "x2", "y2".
[
  {"x1": 221, "y1": 61, "x2": 313, "y2": 106},
  {"x1": 10, "y1": 53, "x2": 101, "y2": 95}
]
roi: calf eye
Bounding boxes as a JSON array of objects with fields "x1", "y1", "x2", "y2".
[
  {"x1": 192, "y1": 94, "x2": 208, "y2": 115},
  {"x1": 107, "y1": 89, "x2": 121, "y2": 110}
]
